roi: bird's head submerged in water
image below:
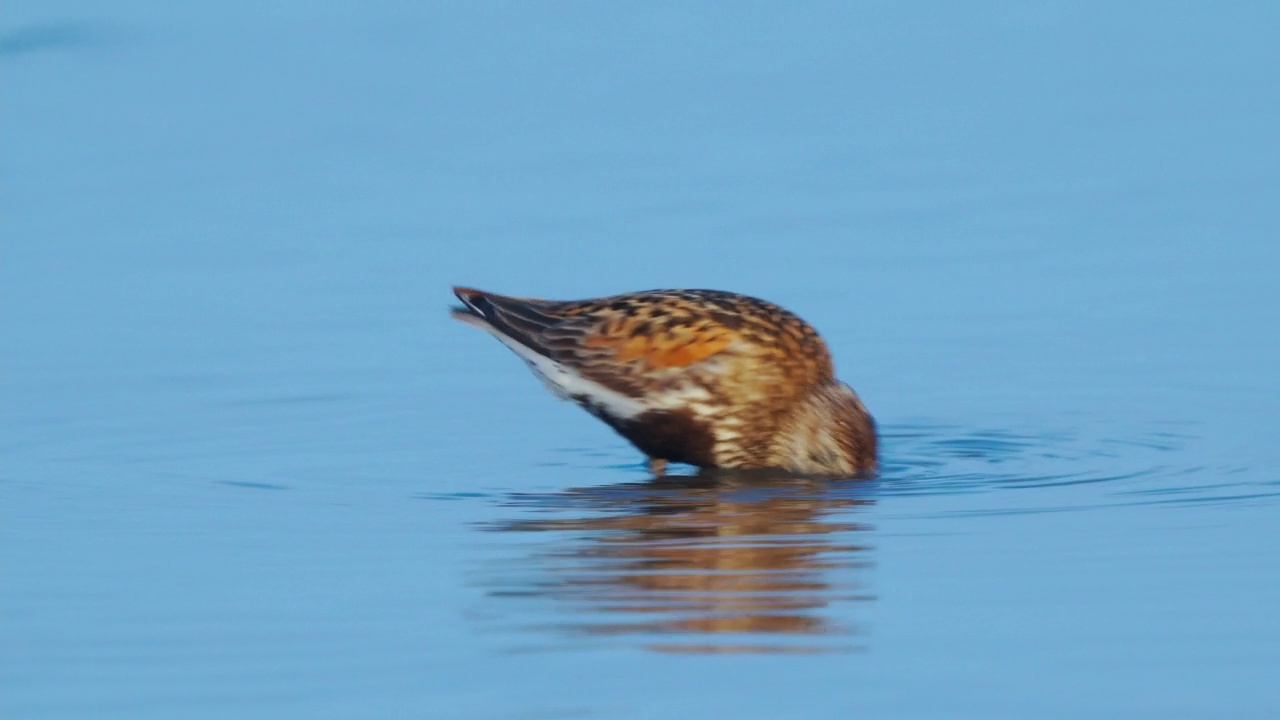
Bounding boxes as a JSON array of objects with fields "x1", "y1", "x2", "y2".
[{"x1": 451, "y1": 286, "x2": 877, "y2": 477}]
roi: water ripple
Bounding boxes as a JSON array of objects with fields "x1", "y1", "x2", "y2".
[
  {"x1": 474, "y1": 422, "x2": 1274, "y2": 654},
  {"x1": 878, "y1": 423, "x2": 1270, "y2": 506}
]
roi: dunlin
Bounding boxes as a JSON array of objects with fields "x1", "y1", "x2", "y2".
[{"x1": 451, "y1": 287, "x2": 876, "y2": 476}]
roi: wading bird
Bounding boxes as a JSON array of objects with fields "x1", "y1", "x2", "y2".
[{"x1": 451, "y1": 287, "x2": 876, "y2": 476}]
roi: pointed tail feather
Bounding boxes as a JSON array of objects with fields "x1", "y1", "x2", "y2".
[{"x1": 452, "y1": 286, "x2": 563, "y2": 356}]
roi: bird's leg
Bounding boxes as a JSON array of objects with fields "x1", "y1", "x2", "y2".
[{"x1": 647, "y1": 457, "x2": 667, "y2": 476}]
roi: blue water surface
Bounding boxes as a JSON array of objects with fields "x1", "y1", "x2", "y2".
[{"x1": 4, "y1": 2, "x2": 1279, "y2": 718}]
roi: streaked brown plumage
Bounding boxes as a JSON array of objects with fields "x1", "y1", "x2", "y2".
[{"x1": 450, "y1": 287, "x2": 877, "y2": 476}]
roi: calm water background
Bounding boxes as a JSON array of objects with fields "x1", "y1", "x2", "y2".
[{"x1": 4, "y1": 2, "x2": 1279, "y2": 718}]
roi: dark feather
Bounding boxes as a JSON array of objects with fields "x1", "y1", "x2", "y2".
[{"x1": 453, "y1": 287, "x2": 565, "y2": 357}]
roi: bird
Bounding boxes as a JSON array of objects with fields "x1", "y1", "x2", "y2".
[{"x1": 450, "y1": 286, "x2": 877, "y2": 476}]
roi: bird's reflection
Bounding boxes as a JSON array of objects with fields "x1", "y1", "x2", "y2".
[{"x1": 484, "y1": 470, "x2": 877, "y2": 654}]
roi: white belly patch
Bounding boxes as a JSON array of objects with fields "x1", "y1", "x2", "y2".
[{"x1": 487, "y1": 332, "x2": 647, "y2": 421}]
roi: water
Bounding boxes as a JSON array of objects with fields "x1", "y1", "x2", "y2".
[{"x1": 4, "y1": 2, "x2": 1279, "y2": 718}]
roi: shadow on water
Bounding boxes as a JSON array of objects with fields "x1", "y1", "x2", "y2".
[
  {"x1": 473, "y1": 422, "x2": 1271, "y2": 654},
  {"x1": 483, "y1": 471, "x2": 877, "y2": 655},
  {"x1": 0, "y1": 22, "x2": 107, "y2": 58}
]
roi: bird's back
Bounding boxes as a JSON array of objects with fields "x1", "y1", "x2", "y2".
[{"x1": 452, "y1": 287, "x2": 871, "y2": 473}]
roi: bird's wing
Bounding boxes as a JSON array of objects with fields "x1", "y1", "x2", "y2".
[{"x1": 453, "y1": 287, "x2": 744, "y2": 379}]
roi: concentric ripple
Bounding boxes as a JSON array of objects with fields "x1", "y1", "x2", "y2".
[
  {"x1": 879, "y1": 423, "x2": 1272, "y2": 509},
  {"x1": 475, "y1": 422, "x2": 1274, "y2": 653}
]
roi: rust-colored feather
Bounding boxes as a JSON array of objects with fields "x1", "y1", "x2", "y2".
[{"x1": 583, "y1": 323, "x2": 737, "y2": 369}]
